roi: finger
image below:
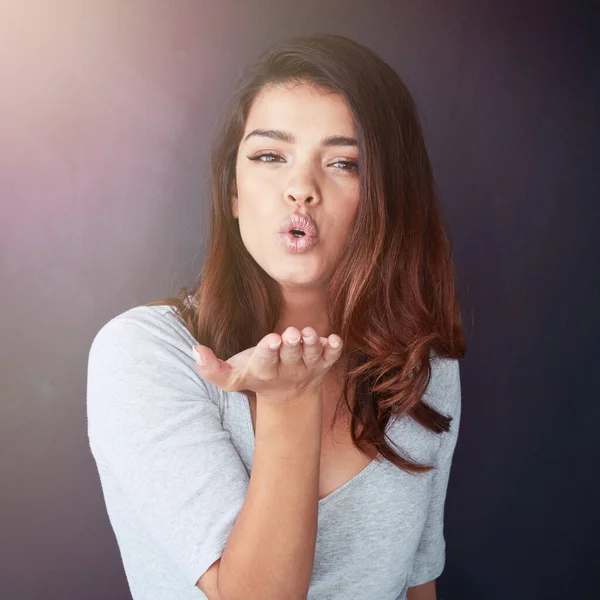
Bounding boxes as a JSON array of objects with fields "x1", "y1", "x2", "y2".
[
  {"x1": 242, "y1": 334, "x2": 281, "y2": 383},
  {"x1": 321, "y1": 335, "x2": 344, "y2": 365},
  {"x1": 279, "y1": 327, "x2": 303, "y2": 365},
  {"x1": 300, "y1": 327, "x2": 322, "y2": 366},
  {"x1": 255, "y1": 334, "x2": 283, "y2": 366}
]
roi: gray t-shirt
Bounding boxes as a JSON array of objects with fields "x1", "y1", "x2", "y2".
[{"x1": 86, "y1": 303, "x2": 461, "y2": 600}]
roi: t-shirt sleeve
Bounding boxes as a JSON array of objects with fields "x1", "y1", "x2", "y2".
[
  {"x1": 86, "y1": 308, "x2": 250, "y2": 588},
  {"x1": 407, "y1": 358, "x2": 462, "y2": 588}
]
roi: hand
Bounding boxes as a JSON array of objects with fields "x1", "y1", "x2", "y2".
[{"x1": 192, "y1": 326, "x2": 344, "y2": 406}]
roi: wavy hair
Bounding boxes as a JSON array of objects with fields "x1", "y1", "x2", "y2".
[{"x1": 145, "y1": 33, "x2": 467, "y2": 474}]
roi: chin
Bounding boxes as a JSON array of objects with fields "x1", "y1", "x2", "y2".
[{"x1": 275, "y1": 269, "x2": 328, "y2": 288}]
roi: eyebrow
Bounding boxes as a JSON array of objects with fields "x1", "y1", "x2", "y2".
[{"x1": 243, "y1": 128, "x2": 357, "y2": 147}]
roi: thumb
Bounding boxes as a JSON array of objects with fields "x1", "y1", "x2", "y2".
[
  {"x1": 192, "y1": 345, "x2": 233, "y2": 390},
  {"x1": 192, "y1": 345, "x2": 208, "y2": 366}
]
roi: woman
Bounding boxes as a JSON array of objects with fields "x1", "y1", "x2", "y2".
[{"x1": 87, "y1": 33, "x2": 465, "y2": 600}]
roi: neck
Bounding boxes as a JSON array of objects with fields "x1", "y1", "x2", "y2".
[{"x1": 275, "y1": 283, "x2": 331, "y2": 338}]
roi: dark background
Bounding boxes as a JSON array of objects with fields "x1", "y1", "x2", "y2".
[{"x1": 1, "y1": 1, "x2": 598, "y2": 598}]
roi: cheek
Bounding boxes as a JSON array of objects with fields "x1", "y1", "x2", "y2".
[
  {"x1": 236, "y1": 198, "x2": 276, "y2": 246},
  {"x1": 239, "y1": 162, "x2": 275, "y2": 188},
  {"x1": 237, "y1": 177, "x2": 278, "y2": 218},
  {"x1": 238, "y1": 218, "x2": 272, "y2": 263}
]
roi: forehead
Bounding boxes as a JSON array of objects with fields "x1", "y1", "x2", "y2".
[{"x1": 244, "y1": 82, "x2": 355, "y2": 137}]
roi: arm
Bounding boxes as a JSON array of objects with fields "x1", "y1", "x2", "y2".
[
  {"x1": 407, "y1": 579, "x2": 437, "y2": 600},
  {"x1": 198, "y1": 391, "x2": 323, "y2": 600},
  {"x1": 88, "y1": 313, "x2": 322, "y2": 600},
  {"x1": 407, "y1": 358, "x2": 461, "y2": 590}
]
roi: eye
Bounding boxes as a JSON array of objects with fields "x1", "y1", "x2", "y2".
[
  {"x1": 246, "y1": 153, "x2": 359, "y2": 173},
  {"x1": 331, "y1": 159, "x2": 359, "y2": 172},
  {"x1": 246, "y1": 152, "x2": 283, "y2": 163}
]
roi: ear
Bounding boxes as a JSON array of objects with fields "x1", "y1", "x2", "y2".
[{"x1": 231, "y1": 193, "x2": 238, "y2": 219}]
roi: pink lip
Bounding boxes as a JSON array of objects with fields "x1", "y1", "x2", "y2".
[
  {"x1": 278, "y1": 232, "x2": 318, "y2": 253},
  {"x1": 278, "y1": 213, "x2": 319, "y2": 238}
]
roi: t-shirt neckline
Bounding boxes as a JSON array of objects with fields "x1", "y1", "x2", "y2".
[{"x1": 234, "y1": 390, "x2": 382, "y2": 507}]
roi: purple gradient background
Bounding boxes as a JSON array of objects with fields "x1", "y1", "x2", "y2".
[{"x1": 1, "y1": 1, "x2": 598, "y2": 599}]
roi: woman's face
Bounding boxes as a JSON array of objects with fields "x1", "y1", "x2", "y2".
[{"x1": 232, "y1": 81, "x2": 361, "y2": 291}]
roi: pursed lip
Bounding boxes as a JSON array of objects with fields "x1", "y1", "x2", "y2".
[{"x1": 278, "y1": 212, "x2": 319, "y2": 238}]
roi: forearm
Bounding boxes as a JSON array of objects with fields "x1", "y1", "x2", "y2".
[
  {"x1": 407, "y1": 580, "x2": 437, "y2": 600},
  {"x1": 217, "y1": 392, "x2": 323, "y2": 600}
]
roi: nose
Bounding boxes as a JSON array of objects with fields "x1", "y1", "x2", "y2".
[
  {"x1": 284, "y1": 166, "x2": 320, "y2": 207},
  {"x1": 287, "y1": 191, "x2": 315, "y2": 206}
]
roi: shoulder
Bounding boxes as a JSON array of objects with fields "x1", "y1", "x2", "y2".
[
  {"x1": 88, "y1": 303, "x2": 199, "y2": 372},
  {"x1": 87, "y1": 303, "x2": 211, "y2": 397},
  {"x1": 90, "y1": 304, "x2": 195, "y2": 351},
  {"x1": 423, "y1": 351, "x2": 461, "y2": 420}
]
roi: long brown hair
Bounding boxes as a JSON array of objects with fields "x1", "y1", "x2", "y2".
[{"x1": 145, "y1": 33, "x2": 467, "y2": 474}]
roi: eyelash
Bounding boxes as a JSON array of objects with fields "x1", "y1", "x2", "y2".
[{"x1": 246, "y1": 152, "x2": 359, "y2": 173}]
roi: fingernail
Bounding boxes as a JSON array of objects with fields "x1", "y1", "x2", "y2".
[
  {"x1": 269, "y1": 340, "x2": 282, "y2": 349},
  {"x1": 192, "y1": 345, "x2": 205, "y2": 365},
  {"x1": 330, "y1": 341, "x2": 341, "y2": 348}
]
